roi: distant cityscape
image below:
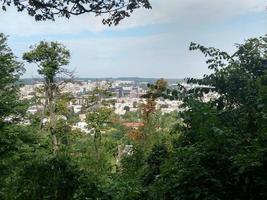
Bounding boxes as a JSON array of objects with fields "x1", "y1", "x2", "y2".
[
  {"x1": 19, "y1": 77, "x2": 218, "y2": 133},
  {"x1": 20, "y1": 77, "x2": 184, "y2": 85},
  {"x1": 19, "y1": 78, "x2": 178, "y2": 132}
]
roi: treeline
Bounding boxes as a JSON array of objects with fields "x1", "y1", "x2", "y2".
[{"x1": 1, "y1": 32, "x2": 267, "y2": 200}]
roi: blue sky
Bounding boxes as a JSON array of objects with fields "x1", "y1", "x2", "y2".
[{"x1": 0, "y1": 0, "x2": 266, "y2": 79}]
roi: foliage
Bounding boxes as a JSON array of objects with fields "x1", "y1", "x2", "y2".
[
  {"x1": 23, "y1": 41, "x2": 70, "y2": 83},
  {"x1": 113, "y1": 145, "x2": 146, "y2": 200},
  {"x1": 144, "y1": 35, "x2": 267, "y2": 200},
  {"x1": 0, "y1": 124, "x2": 46, "y2": 199},
  {"x1": 55, "y1": 93, "x2": 75, "y2": 116},
  {"x1": 144, "y1": 78, "x2": 168, "y2": 99},
  {"x1": 122, "y1": 111, "x2": 140, "y2": 122},
  {"x1": 23, "y1": 41, "x2": 71, "y2": 152},
  {"x1": 86, "y1": 107, "x2": 113, "y2": 159},
  {"x1": 0, "y1": 33, "x2": 32, "y2": 199},
  {"x1": 140, "y1": 97, "x2": 156, "y2": 123},
  {"x1": 0, "y1": 33, "x2": 25, "y2": 122},
  {"x1": 0, "y1": 0, "x2": 151, "y2": 25},
  {"x1": 86, "y1": 107, "x2": 112, "y2": 133},
  {"x1": 3, "y1": 30, "x2": 267, "y2": 200}
]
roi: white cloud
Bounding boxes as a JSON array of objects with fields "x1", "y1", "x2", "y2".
[
  {"x1": 127, "y1": 0, "x2": 266, "y2": 26},
  {"x1": 3, "y1": 0, "x2": 266, "y2": 78},
  {"x1": 0, "y1": 0, "x2": 265, "y2": 36}
]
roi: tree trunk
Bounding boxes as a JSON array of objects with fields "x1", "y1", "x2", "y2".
[{"x1": 47, "y1": 81, "x2": 58, "y2": 153}]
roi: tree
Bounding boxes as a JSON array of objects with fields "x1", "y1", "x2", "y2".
[
  {"x1": 146, "y1": 35, "x2": 267, "y2": 200},
  {"x1": 124, "y1": 105, "x2": 130, "y2": 112},
  {"x1": 1, "y1": 0, "x2": 151, "y2": 25},
  {"x1": 55, "y1": 92, "x2": 75, "y2": 116},
  {"x1": 0, "y1": 33, "x2": 25, "y2": 122},
  {"x1": 142, "y1": 144, "x2": 168, "y2": 198},
  {"x1": 83, "y1": 85, "x2": 114, "y2": 154},
  {"x1": 0, "y1": 33, "x2": 42, "y2": 200},
  {"x1": 187, "y1": 36, "x2": 267, "y2": 136},
  {"x1": 140, "y1": 79, "x2": 166, "y2": 145},
  {"x1": 144, "y1": 78, "x2": 168, "y2": 99},
  {"x1": 82, "y1": 85, "x2": 114, "y2": 110},
  {"x1": 23, "y1": 41, "x2": 71, "y2": 153},
  {"x1": 155, "y1": 78, "x2": 168, "y2": 93},
  {"x1": 86, "y1": 107, "x2": 112, "y2": 160},
  {"x1": 140, "y1": 97, "x2": 156, "y2": 124}
]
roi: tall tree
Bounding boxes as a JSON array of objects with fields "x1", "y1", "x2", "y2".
[
  {"x1": 23, "y1": 41, "x2": 71, "y2": 153},
  {"x1": 0, "y1": 33, "x2": 40, "y2": 200},
  {"x1": 0, "y1": 33, "x2": 25, "y2": 122},
  {"x1": 1, "y1": 0, "x2": 151, "y2": 25}
]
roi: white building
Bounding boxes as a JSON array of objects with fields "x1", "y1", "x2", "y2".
[{"x1": 73, "y1": 105, "x2": 82, "y2": 113}]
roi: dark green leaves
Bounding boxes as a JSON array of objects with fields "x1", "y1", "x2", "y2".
[
  {"x1": 0, "y1": 33, "x2": 25, "y2": 121},
  {"x1": 1, "y1": 0, "x2": 152, "y2": 25}
]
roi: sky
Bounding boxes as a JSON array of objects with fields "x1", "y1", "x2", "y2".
[{"x1": 0, "y1": 0, "x2": 266, "y2": 79}]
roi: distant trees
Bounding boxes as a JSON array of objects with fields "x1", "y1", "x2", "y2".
[
  {"x1": 155, "y1": 78, "x2": 168, "y2": 93},
  {"x1": 0, "y1": 0, "x2": 151, "y2": 25},
  {"x1": 145, "y1": 78, "x2": 168, "y2": 99}
]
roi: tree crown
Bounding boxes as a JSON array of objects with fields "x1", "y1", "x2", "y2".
[{"x1": 23, "y1": 41, "x2": 70, "y2": 83}]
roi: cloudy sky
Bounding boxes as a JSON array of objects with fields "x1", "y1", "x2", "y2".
[{"x1": 1, "y1": 0, "x2": 266, "y2": 79}]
